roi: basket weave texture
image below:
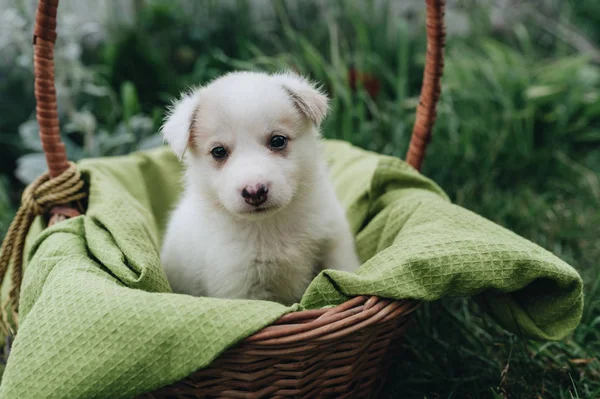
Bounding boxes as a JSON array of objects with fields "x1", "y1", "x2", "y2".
[{"x1": 25, "y1": 0, "x2": 446, "y2": 397}]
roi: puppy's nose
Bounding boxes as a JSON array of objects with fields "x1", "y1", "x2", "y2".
[{"x1": 241, "y1": 184, "x2": 268, "y2": 207}]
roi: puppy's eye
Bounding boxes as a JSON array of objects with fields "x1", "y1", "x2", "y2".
[
  {"x1": 211, "y1": 146, "x2": 228, "y2": 159},
  {"x1": 269, "y1": 135, "x2": 288, "y2": 150}
]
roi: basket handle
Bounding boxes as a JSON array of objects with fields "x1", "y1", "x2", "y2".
[
  {"x1": 34, "y1": 0, "x2": 68, "y2": 179},
  {"x1": 32, "y1": 0, "x2": 445, "y2": 176},
  {"x1": 406, "y1": 0, "x2": 446, "y2": 172}
]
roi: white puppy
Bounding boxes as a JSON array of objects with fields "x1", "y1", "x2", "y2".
[{"x1": 160, "y1": 71, "x2": 360, "y2": 305}]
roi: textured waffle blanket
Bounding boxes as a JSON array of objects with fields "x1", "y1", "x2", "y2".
[{"x1": 0, "y1": 140, "x2": 582, "y2": 398}]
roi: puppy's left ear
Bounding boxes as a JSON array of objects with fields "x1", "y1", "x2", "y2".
[
  {"x1": 280, "y1": 74, "x2": 329, "y2": 126},
  {"x1": 161, "y1": 90, "x2": 199, "y2": 159}
]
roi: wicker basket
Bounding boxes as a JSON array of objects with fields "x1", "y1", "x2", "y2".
[{"x1": 30, "y1": 0, "x2": 446, "y2": 397}]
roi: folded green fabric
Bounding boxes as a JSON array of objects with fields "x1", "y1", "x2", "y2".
[{"x1": 0, "y1": 140, "x2": 582, "y2": 398}]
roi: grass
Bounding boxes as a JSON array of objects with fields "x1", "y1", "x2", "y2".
[{"x1": 1, "y1": 0, "x2": 599, "y2": 397}]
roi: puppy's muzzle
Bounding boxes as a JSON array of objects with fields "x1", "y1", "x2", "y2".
[{"x1": 241, "y1": 184, "x2": 268, "y2": 207}]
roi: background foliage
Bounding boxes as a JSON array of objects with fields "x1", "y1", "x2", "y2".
[{"x1": 0, "y1": 0, "x2": 598, "y2": 397}]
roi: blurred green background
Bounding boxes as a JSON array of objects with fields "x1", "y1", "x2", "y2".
[{"x1": 0, "y1": 0, "x2": 599, "y2": 397}]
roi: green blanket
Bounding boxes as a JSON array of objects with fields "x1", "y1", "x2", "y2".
[{"x1": 0, "y1": 140, "x2": 583, "y2": 398}]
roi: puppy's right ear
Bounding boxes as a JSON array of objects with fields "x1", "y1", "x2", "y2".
[{"x1": 161, "y1": 91, "x2": 199, "y2": 159}]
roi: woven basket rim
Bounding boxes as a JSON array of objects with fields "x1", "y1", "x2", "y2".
[{"x1": 245, "y1": 296, "x2": 419, "y2": 345}]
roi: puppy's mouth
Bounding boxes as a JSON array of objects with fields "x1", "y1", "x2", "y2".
[
  {"x1": 237, "y1": 204, "x2": 279, "y2": 216},
  {"x1": 251, "y1": 205, "x2": 277, "y2": 213}
]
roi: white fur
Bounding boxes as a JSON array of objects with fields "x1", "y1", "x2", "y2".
[{"x1": 160, "y1": 71, "x2": 361, "y2": 305}]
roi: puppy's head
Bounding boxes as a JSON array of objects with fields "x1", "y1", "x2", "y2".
[{"x1": 161, "y1": 71, "x2": 329, "y2": 219}]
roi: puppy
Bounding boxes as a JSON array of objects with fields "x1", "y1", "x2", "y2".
[{"x1": 160, "y1": 71, "x2": 361, "y2": 305}]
